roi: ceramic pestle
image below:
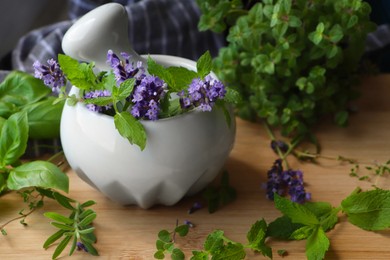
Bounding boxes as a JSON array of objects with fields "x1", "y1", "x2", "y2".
[{"x1": 61, "y1": 3, "x2": 146, "y2": 70}]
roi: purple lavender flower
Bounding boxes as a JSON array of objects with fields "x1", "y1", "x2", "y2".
[
  {"x1": 265, "y1": 160, "x2": 310, "y2": 203},
  {"x1": 76, "y1": 242, "x2": 88, "y2": 252},
  {"x1": 33, "y1": 59, "x2": 66, "y2": 93},
  {"x1": 265, "y1": 159, "x2": 284, "y2": 200},
  {"x1": 84, "y1": 90, "x2": 112, "y2": 113},
  {"x1": 107, "y1": 50, "x2": 144, "y2": 85},
  {"x1": 178, "y1": 75, "x2": 226, "y2": 112},
  {"x1": 130, "y1": 75, "x2": 166, "y2": 120},
  {"x1": 282, "y1": 169, "x2": 311, "y2": 204}
]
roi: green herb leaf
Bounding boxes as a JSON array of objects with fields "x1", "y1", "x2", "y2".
[
  {"x1": 147, "y1": 56, "x2": 175, "y2": 89},
  {"x1": 246, "y1": 219, "x2": 272, "y2": 258},
  {"x1": 43, "y1": 229, "x2": 66, "y2": 249},
  {"x1": 44, "y1": 212, "x2": 74, "y2": 225},
  {"x1": 114, "y1": 78, "x2": 136, "y2": 100},
  {"x1": 22, "y1": 97, "x2": 64, "y2": 139},
  {"x1": 0, "y1": 71, "x2": 51, "y2": 107},
  {"x1": 58, "y1": 54, "x2": 96, "y2": 90},
  {"x1": 204, "y1": 230, "x2": 224, "y2": 253},
  {"x1": 0, "y1": 111, "x2": 28, "y2": 167},
  {"x1": 274, "y1": 193, "x2": 319, "y2": 226},
  {"x1": 7, "y1": 161, "x2": 69, "y2": 193},
  {"x1": 305, "y1": 226, "x2": 330, "y2": 260},
  {"x1": 114, "y1": 112, "x2": 147, "y2": 150},
  {"x1": 341, "y1": 189, "x2": 390, "y2": 230},
  {"x1": 171, "y1": 248, "x2": 185, "y2": 260},
  {"x1": 158, "y1": 230, "x2": 171, "y2": 243},
  {"x1": 175, "y1": 224, "x2": 189, "y2": 237},
  {"x1": 52, "y1": 234, "x2": 72, "y2": 259},
  {"x1": 167, "y1": 66, "x2": 198, "y2": 92},
  {"x1": 267, "y1": 215, "x2": 303, "y2": 240},
  {"x1": 196, "y1": 51, "x2": 213, "y2": 79}
]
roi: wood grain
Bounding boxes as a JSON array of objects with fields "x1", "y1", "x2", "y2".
[{"x1": 1, "y1": 75, "x2": 390, "y2": 259}]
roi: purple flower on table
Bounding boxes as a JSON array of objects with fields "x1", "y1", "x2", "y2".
[
  {"x1": 107, "y1": 50, "x2": 144, "y2": 85},
  {"x1": 84, "y1": 89, "x2": 112, "y2": 113},
  {"x1": 33, "y1": 58, "x2": 66, "y2": 93},
  {"x1": 265, "y1": 159, "x2": 284, "y2": 200},
  {"x1": 264, "y1": 159, "x2": 310, "y2": 203},
  {"x1": 178, "y1": 75, "x2": 226, "y2": 112},
  {"x1": 130, "y1": 75, "x2": 166, "y2": 120}
]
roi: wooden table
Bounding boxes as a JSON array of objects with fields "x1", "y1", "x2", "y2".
[{"x1": 1, "y1": 75, "x2": 390, "y2": 259}]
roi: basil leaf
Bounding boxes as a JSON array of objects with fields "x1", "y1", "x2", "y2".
[
  {"x1": 114, "y1": 112, "x2": 147, "y2": 150},
  {"x1": 0, "y1": 101, "x2": 19, "y2": 118},
  {"x1": 7, "y1": 160, "x2": 69, "y2": 193},
  {"x1": 0, "y1": 71, "x2": 51, "y2": 106},
  {"x1": 341, "y1": 189, "x2": 390, "y2": 231},
  {"x1": 0, "y1": 111, "x2": 28, "y2": 167},
  {"x1": 22, "y1": 97, "x2": 64, "y2": 139}
]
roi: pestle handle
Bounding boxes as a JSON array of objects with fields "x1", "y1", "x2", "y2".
[{"x1": 61, "y1": 3, "x2": 146, "y2": 70}]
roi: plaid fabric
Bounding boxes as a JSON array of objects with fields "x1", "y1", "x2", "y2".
[
  {"x1": 12, "y1": 0, "x2": 225, "y2": 74},
  {"x1": 2, "y1": 0, "x2": 390, "y2": 157}
]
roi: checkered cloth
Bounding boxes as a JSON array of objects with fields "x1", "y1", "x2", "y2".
[
  {"x1": 1, "y1": 0, "x2": 390, "y2": 157},
  {"x1": 12, "y1": 0, "x2": 225, "y2": 74}
]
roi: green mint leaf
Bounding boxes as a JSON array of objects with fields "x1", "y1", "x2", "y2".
[
  {"x1": 58, "y1": 54, "x2": 96, "y2": 90},
  {"x1": 274, "y1": 193, "x2": 319, "y2": 226},
  {"x1": 302, "y1": 201, "x2": 339, "y2": 231},
  {"x1": 196, "y1": 51, "x2": 212, "y2": 79},
  {"x1": 267, "y1": 215, "x2": 304, "y2": 240},
  {"x1": 0, "y1": 111, "x2": 28, "y2": 167},
  {"x1": 114, "y1": 112, "x2": 147, "y2": 150},
  {"x1": 341, "y1": 189, "x2": 390, "y2": 230},
  {"x1": 246, "y1": 219, "x2": 272, "y2": 258},
  {"x1": 44, "y1": 212, "x2": 74, "y2": 225},
  {"x1": 204, "y1": 230, "x2": 224, "y2": 253},
  {"x1": 305, "y1": 226, "x2": 330, "y2": 260},
  {"x1": 22, "y1": 97, "x2": 64, "y2": 139},
  {"x1": 167, "y1": 66, "x2": 198, "y2": 92},
  {"x1": 113, "y1": 78, "x2": 136, "y2": 100},
  {"x1": 147, "y1": 56, "x2": 176, "y2": 89},
  {"x1": 218, "y1": 242, "x2": 246, "y2": 259},
  {"x1": 0, "y1": 71, "x2": 51, "y2": 107},
  {"x1": 83, "y1": 96, "x2": 113, "y2": 106},
  {"x1": 289, "y1": 225, "x2": 313, "y2": 240},
  {"x1": 7, "y1": 161, "x2": 69, "y2": 193}
]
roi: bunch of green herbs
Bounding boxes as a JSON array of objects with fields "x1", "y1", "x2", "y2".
[{"x1": 197, "y1": 0, "x2": 376, "y2": 138}]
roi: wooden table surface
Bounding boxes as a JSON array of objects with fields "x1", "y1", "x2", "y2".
[{"x1": 1, "y1": 75, "x2": 390, "y2": 259}]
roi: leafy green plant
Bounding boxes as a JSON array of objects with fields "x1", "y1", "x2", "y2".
[
  {"x1": 198, "y1": 0, "x2": 376, "y2": 138},
  {"x1": 155, "y1": 188, "x2": 390, "y2": 259},
  {"x1": 0, "y1": 71, "x2": 64, "y2": 139},
  {"x1": 0, "y1": 78, "x2": 97, "y2": 259}
]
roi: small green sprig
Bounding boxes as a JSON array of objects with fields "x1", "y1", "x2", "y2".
[
  {"x1": 43, "y1": 193, "x2": 98, "y2": 259},
  {"x1": 154, "y1": 220, "x2": 189, "y2": 260},
  {"x1": 155, "y1": 188, "x2": 390, "y2": 259}
]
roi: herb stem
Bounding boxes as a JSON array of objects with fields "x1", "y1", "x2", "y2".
[{"x1": 262, "y1": 121, "x2": 290, "y2": 169}]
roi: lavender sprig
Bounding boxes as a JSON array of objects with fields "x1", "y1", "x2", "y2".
[{"x1": 33, "y1": 59, "x2": 66, "y2": 93}]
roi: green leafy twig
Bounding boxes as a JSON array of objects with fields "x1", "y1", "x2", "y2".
[{"x1": 154, "y1": 219, "x2": 189, "y2": 260}]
